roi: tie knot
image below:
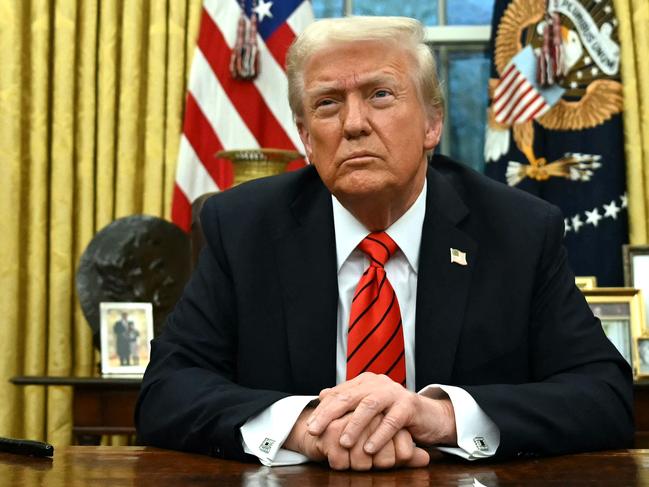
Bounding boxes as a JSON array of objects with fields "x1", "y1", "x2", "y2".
[{"x1": 357, "y1": 232, "x2": 398, "y2": 267}]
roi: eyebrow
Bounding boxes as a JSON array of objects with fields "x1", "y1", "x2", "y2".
[{"x1": 305, "y1": 73, "x2": 400, "y2": 99}]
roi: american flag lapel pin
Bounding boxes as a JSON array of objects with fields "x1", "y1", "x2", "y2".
[{"x1": 450, "y1": 248, "x2": 467, "y2": 266}]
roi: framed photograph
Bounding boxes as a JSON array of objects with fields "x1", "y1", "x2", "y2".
[
  {"x1": 623, "y1": 245, "x2": 649, "y2": 331},
  {"x1": 583, "y1": 288, "x2": 645, "y2": 378},
  {"x1": 575, "y1": 276, "x2": 598, "y2": 290},
  {"x1": 638, "y1": 338, "x2": 649, "y2": 377},
  {"x1": 100, "y1": 302, "x2": 154, "y2": 376}
]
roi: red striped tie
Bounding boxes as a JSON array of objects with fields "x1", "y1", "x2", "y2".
[{"x1": 346, "y1": 232, "x2": 406, "y2": 386}]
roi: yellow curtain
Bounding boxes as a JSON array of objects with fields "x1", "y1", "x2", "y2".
[
  {"x1": 0, "y1": 0, "x2": 202, "y2": 444},
  {"x1": 616, "y1": 0, "x2": 649, "y2": 244}
]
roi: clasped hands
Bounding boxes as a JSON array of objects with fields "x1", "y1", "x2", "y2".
[{"x1": 284, "y1": 373, "x2": 457, "y2": 470}]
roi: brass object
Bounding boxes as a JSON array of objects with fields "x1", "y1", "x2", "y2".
[
  {"x1": 575, "y1": 276, "x2": 598, "y2": 290},
  {"x1": 216, "y1": 148, "x2": 304, "y2": 186}
]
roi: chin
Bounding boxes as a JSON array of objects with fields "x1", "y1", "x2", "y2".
[{"x1": 333, "y1": 180, "x2": 394, "y2": 202}]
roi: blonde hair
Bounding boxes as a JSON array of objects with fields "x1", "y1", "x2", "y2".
[{"x1": 286, "y1": 16, "x2": 444, "y2": 120}]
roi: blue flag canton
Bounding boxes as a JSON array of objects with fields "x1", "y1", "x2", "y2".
[{"x1": 242, "y1": 0, "x2": 305, "y2": 40}]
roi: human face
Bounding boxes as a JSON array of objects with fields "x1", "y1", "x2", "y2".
[{"x1": 297, "y1": 40, "x2": 442, "y2": 209}]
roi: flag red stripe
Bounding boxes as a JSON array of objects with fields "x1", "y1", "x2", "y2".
[
  {"x1": 526, "y1": 100, "x2": 549, "y2": 121},
  {"x1": 495, "y1": 74, "x2": 524, "y2": 115},
  {"x1": 493, "y1": 65, "x2": 518, "y2": 104},
  {"x1": 183, "y1": 93, "x2": 233, "y2": 189},
  {"x1": 264, "y1": 22, "x2": 296, "y2": 69},
  {"x1": 509, "y1": 92, "x2": 542, "y2": 124},
  {"x1": 171, "y1": 184, "x2": 192, "y2": 233},
  {"x1": 495, "y1": 76, "x2": 526, "y2": 118},
  {"x1": 198, "y1": 10, "x2": 296, "y2": 150},
  {"x1": 501, "y1": 84, "x2": 533, "y2": 123}
]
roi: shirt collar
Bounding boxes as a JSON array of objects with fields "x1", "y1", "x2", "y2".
[{"x1": 332, "y1": 182, "x2": 427, "y2": 273}]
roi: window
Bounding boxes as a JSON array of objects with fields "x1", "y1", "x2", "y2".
[{"x1": 310, "y1": 0, "x2": 494, "y2": 172}]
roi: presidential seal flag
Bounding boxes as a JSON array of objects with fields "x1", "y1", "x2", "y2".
[
  {"x1": 171, "y1": 0, "x2": 314, "y2": 232},
  {"x1": 484, "y1": 0, "x2": 628, "y2": 285}
]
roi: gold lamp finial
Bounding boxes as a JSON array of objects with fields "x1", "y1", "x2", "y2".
[{"x1": 216, "y1": 148, "x2": 304, "y2": 186}]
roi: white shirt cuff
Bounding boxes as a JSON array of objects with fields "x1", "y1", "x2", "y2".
[
  {"x1": 418, "y1": 384, "x2": 500, "y2": 460},
  {"x1": 240, "y1": 395, "x2": 317, "y2": 466}
]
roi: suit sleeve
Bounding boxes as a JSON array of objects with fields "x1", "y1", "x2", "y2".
[
  {"x1": 135, "y1": 200, "x2": 291, "y2": 461},
  {"x1": 463, "y1": 205, "x2": 634, "y2": 459}
]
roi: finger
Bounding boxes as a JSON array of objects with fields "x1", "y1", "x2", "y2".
[
  {"x1": 319, "y1": 430, "x2": 351, "y2": 471},
  {"x1": 405, "y1": 447, "x2": 430, "y2": 468},
  {"x1": 307, "y1": 390, "x2": 356, "y2": 435},
  {"x1": 392, "y1": 429, "x2": 415, "y2": 466},
  {"x1": 309, "y1": 378, "x2": 397, "y2": 436},
  {"x1": 318, "y1": 415, "x2": 352, "y2": 471},
  {"x1": 364, "y1": 401, "x2": 413, "y2": 454},
  {"x1": 348, "y1": 418, "x2": 373, "y2": 471},
  {"x1": 339, "y1": 396, "x2": 383, "y2": 448},
  {"x1": 327, "y1": 448, "x2": 351, "y2": 471},
  {"x1": 371, "y1": 435, "x2": 397, "y2": 470}
]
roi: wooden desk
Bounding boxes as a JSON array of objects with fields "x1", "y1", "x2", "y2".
[
  {"x1": 0, "y1": 447, "x2": 648, "y2": 486},
  {"x1": 10, "y1": 376, "x2": 141, "y2": 445}
]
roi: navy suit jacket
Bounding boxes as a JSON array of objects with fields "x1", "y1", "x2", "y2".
[{"x1": 135, "y1": 155, "x2": 633, "y2": 461}]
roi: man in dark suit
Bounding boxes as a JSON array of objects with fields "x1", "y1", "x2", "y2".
[
  {"x1": 135, "y1": 16, "x2": 633, "y2": 470},
  {"x1": 113, "y1": 312, "x2": 132, "y2": 366}
]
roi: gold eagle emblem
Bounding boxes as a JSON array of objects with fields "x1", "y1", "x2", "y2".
[{"x1": 485, "y1": 0, "x2": 623, "y2": 185}]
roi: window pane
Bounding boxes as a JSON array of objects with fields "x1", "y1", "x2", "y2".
[
  {"x1": 447, "y1": 0, "x2": 494, "y2": 25},
  {"x1": 353, "y1": 0, "x2": 439, "y2": 25},
  {"x1": 312, "y1": 0, "x2": 344, "y2": 18},
  {"x1": 446, "y1": 49, "x2": 490, "y2": 172}
]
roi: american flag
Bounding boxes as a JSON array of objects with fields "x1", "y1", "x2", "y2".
[
  {"x1": 493, "y1": 46, "x2": 563, "y2": 126},
  {"x1": 171, "y1": 0, "x2": 314, "y2": 231}
]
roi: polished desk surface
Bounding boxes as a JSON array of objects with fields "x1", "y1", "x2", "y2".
[{"x1": 2, "y1": 447, "x2": 649, "y2": 486}]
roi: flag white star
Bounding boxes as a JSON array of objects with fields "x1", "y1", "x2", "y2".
[
  {"x1": 585, "y1": 208, "x2": 602, "y2": 227},
  {"x1": 254, "y1": 0, "x2": 273, "y2": 22},
  {"x1": 564, "y1": 218, "x2": 572, "y2": 233},
  {"x1": 603, "y1": 200, "x2": 620, "y2": 220},
  {"x1": 620, "y1": 193, "x2": 628, "y2": 208},
  {"x1": 572, "y1": 214, "x2": 584, "y2": 233}
]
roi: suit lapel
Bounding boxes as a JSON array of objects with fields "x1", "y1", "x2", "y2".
[
  {"x1": 415, "y1": 165, "x2": 477, "y2": 389},
  {"x1": 274, "y1": 172, "x2": 339, "y2": 394}
]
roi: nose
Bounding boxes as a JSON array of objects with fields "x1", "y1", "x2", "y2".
[{"x1": 342, "y1": 95, "x2": 371, "y2": 139}]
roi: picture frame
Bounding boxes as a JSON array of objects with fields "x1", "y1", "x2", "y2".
[
  {"x1": 623, "y1": 245, "x2": 649, "y2": 330},
  {"x1": 583, "y1": 288, "x2": 645, "y2": 379},
  {"x1": 99, "y1": 302, "x2": 154, "y2": 376},
  {"x1": 638, "y1": 338, "x2": 649, "y2": 377},
  {"x1": 575, "y1": 276, "x2": 598, "y2": 290}
]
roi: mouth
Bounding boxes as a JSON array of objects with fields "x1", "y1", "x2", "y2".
[{"x1": 341, "y1": 152, "x2": 379, "y2": 165}]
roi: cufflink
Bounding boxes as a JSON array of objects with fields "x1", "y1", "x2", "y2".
[
  {"x1": 473, "y1": 437, "x2": 489, "y2": 451},
  {"x1": 259, "y1": 438, "x2": 275, "y2": 454}
]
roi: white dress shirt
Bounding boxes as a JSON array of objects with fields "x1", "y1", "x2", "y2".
[{"x1": 240, "y1": 183, "x2": 500, "y2": 466}]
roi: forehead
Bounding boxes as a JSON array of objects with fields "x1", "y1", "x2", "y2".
[{"x1": 302, "y1": 40, "x2": 415, "y2": 88}]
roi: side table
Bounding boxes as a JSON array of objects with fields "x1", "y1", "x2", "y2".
[{"x1": 11, "y1": 376, "x2": 141, "y2": 445}]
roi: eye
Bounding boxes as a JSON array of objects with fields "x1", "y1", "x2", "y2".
[
  {"x1": 312, "y1": 98, "x2": 339, "y2": 115},
  {"x1": 317, "y1": 99, "x2": 334, "y2": 107},
  {"x1": 374, "y1": 89, "x2": 391, "y2": 98}
]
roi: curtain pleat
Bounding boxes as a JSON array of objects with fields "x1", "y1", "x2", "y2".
[
  {"x1": 0, "y1": 0, "x2": 201, "y2": 444},
  {"x1": 22, "y1": 0, "x2": 52, "y2": 443},
  {"x1": 616, "y1": 0, "x2": 649, "y2": 244}
]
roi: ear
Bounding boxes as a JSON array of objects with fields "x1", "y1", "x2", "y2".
[
  {"x1": 297, "y1": 118, "x2": 314, "y2": 162},
  {"x1": 423, "y1": 112, "x2": 443, "y2": 152}
]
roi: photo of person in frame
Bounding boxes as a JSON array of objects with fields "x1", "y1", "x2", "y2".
[
  {"x1": 113, "y1": 312, "x2": 134, "y2": 366},
  {"x1": 100, "y1": 302, "x2": 154, "y2": 375}
]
